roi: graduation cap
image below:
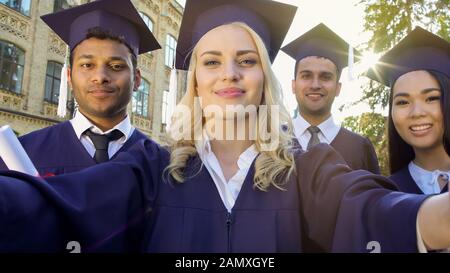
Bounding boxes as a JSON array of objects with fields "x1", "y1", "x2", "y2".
[
  {"x1": 175, "y1": 0, "x2": 297, "y2": 70},
  {"x1": 366, "y1": 26, "x2": 449, "y2": 87},
  {"x1": 40, "y1": 0, "x2": 161, "y2": 118},
  {"x1": 281, "y1": 23, "x2": 361, "y2": 78},
  {"x1": 40, "y1": 0, "x2": 161, "y2": 56}
]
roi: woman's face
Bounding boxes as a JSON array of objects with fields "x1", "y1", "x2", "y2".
[
  {"x1": 392, "y1": 70, "x2": 444, "y2": 152},
  {"x1": 194, "y1": 24, "x2": 264, "y2": 116}
]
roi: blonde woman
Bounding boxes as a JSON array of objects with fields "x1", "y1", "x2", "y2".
[{"x1": 1, "y1": 0, "x2": 450, "y2": 253}]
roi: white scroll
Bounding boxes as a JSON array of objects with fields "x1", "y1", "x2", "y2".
[{"x1": 0, "y1": 125, "x2": 39, "y2": 176}]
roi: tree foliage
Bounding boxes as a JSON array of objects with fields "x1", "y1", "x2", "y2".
[
  {"x1": 342, "y1": 113, "x2": 390, "y2": 175},
  {"x1": 358, "y1": 0, "x2": 449, "y2": 110}
]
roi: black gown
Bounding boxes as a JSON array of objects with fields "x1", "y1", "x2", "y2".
[{"x1": 0, "y1": 140, "x2": 429, "y2": 252}]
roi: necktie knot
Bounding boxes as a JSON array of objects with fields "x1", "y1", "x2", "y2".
[
  {"x1": 307, "y1": 126, "x2": 320, "y2": 134},
  {"x1": 307, "y1": 126, "x2": 321, "y2": 150},
  {"x1": 84, "y1": 129, "x2": 123, "y2": 163}
]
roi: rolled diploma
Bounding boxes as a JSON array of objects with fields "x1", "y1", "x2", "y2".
[{"x1": 0, "y1": 125, "x2": 39, "y2": 176}]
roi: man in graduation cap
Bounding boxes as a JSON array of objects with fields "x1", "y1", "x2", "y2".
[
  {"x1": 0, "y1": 0, "x2": 161, "y2": 175},
  {"x1": 281, "y1": 23, "x2": 380, "y2": 174}
]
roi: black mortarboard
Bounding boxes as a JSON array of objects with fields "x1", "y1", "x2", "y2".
[
  {"x1": 175, "y1": 0, "x2": 297, "y2": 70},
  {"x1": 41, "y1": 0, "x2": 161, "y2": 55},
  {"x1": 281, "y1": 23, "x2": 361, "y2": 74},
  {"x1": 366, "y1": 26, "x2": 449, "y2": 86}
]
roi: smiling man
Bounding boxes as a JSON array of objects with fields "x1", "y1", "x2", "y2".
[
  {"x1": 282, "y1": 23, "x2": 380, "y2": 174},
  {"x1": 0, "y1": 0, "x2": 160, "y2": 175}
]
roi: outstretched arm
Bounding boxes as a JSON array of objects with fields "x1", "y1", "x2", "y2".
[
  {"x1": 0, "y1": 139, "x2": 166, "y2": 252},
  {"x1": 417, "y1": 192, "x2": 450, "y2": 250},
  {"x1": 296, "y1": 144, "x2": 433, "y2": 253}
]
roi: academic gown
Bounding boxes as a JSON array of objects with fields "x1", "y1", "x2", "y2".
[
  {"x1": 0, "y1": 141, "x2": 429, "y2": 253},
  {"x1": 0, "y1": 121, "x2": 148, "y2": 175},
  {"x1": 389, "y1": 166, "x2": 449, "y2": 194},
  {"x1": 330, "y1": 127, "x2": 381, "y2": 174},
  {"x1": 0, "y1": 138, "x2": 163, "y2": 252}
]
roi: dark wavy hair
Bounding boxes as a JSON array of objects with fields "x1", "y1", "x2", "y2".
[
  {"x1": 388, "y1": 70, "x2": 450, "y2": 174},
  {"x1": 69, "y1": 27, "x2": 137, "y2": 70}
]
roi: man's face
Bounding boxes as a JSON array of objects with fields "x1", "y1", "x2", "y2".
[
  {"x1": 292, "y1": 56, "x2": 341, "y2": 120},
  {"x1": 68, "y1": 38, "x2": 140, "y2": 120}
]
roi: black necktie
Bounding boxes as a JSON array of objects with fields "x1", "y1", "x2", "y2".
[
  {"x1": 307, "y1": 126, "x2": 321, "y2": 151},
  {"x1": 84, "y1": 129, "x2": 124, "y2": 163}
]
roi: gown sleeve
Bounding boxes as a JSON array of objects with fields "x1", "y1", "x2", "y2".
[
  {"x1": 0, "y1": 139, "x2": 166, "y2": 252},
  {"x1": 296, "y1": 143, "x2": 429, "y2": 253}
]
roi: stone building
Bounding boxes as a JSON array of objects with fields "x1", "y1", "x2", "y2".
[{"x1": 0, "y1": 0, "x2": 185, "y2": 143}]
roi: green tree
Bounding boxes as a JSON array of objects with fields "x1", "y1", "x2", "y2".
[
  {"x1": 342, "y1": 113, "x2": 390, "y2": 175},
  {"x1": 358, "y1": 0, "x2": 449, "y2": 110}
]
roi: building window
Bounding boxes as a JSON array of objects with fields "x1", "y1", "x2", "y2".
[
  {"x1": 139, "y1": 12, "x2": 154, "y2": 33},
  {"x1": 132, "y1": 78, "x2": 150, "y2": 117},
  {"x1": 53, "y1": 0, "x2": 75, "y2": 12},
  {"x1": 0, "y1": 0, "x2": 31, "y2": 16},
  {"x1": 44, "y1": 61, "x2": 63, "y2": 104},
  {"x1": 161, "y1": 90, "x2": 169, "y2": 127},
  {"x1": 0, "y1": 40, "x2": 25, "y2": 94},
  {"x1": 165, "y1": 35, "x2": 177, "y2": 67}
]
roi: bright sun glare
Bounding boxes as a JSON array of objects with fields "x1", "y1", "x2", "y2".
[{"x1": 358, "y1": 51, "x2": 381, "y2": 74}]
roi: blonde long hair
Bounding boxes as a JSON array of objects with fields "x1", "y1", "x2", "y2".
[{"x1": 165, "y1": 22, "x2": 296, "y2": 191}]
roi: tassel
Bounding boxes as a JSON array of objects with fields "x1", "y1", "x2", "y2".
[
  {"x1": 57, "y1": 45, "x2": 69, "y2": 117},
  {"x1": 72, "y1": 99, "x2": 78, "y2": 118},
  {"x1": 347, "y1": 45, "x2": 354, "y2": 81},
  {"x1": 166, "y1": 65, "x2": 178, "y2": 129}
]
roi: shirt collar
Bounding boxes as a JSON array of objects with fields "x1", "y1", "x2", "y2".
[
  {"x1": 195, "y1": 132, "x2": 259, "y2": 170},
  {"x1": 70, "y1": 111, "x2": 133, "y2": 141},
  {"x1": 408, "y1": 161, "x2": 450, "y2": 194},
  {"x1": 237, "y1": 145, "x2": 259, "y2": 169},
  {"x1": 292, "y1": 114, "x2": 310, "y2": 140},
  {"x1": 293, "y1": 114, "x2": 339, "y2": 143},
  {"x1": 317, "y1": 115, "x2": 339, "y2": 143}
]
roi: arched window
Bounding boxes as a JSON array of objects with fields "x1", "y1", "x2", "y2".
[
  {"x1": 132, "y1": 78, "x2": 150, "y2": 117},
  {"x1": 165, "y1": 35, "x2": 177, "y2": 67},
  {"x1": 44, "y1": 61, "x2": 63, "y2": 104},
  {"x1": 0, "y1": 0, "x2": 31, "y2": 16},
  {"x1": 0, "y1": 40, "x2": 25, "y2": 94},
  {"x1": 139, "y1": 12, "x2": 154, "y2": 33}
]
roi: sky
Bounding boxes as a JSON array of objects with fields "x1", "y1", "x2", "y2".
[{"x1": 175, "y1": 0, "x2": 384, "y2": 123}]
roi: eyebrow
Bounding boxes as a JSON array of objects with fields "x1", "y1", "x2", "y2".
[
  {"x1": 393, "y1": 88, "x2": 441, "y2": 98},
  {"x1": 200, "y1": 50, "x2": 258, "y2": 57},
  {"x1": 298, "y1": 70, "x2": 334, "y2": 75},
  {"x1": 75, "y1": 55, "x2": 128, "y2": 62},
  {"x1": 76, "y1": 54, "x2": 94, "y2": 60},
  {"x1": 109, "y1": 56, "x2": 128, "y2": 62}
]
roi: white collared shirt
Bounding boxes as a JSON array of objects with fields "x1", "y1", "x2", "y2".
[
  {"x1": 70, "y1": 111, "x2": 135, "y2": 159},
  {"x1": 195, "y1": 136, "x2": 259, "y2": 212},
  {"x1": 292, "y1": 114, "x2": 341, "y2": 150},
  {"x1": 409, "y1": 161, "x2": 450, "y2": 194}
]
